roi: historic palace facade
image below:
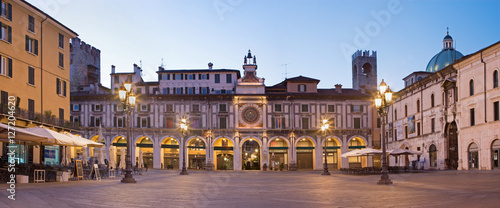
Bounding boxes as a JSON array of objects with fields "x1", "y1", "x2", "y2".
[{"x1": 71, "y1": 50, "x2": 380, "y2": 170}]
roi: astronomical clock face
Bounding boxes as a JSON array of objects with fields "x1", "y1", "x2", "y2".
[{"x1": 239, "y1": 104, "x2": 263, "y2": 128}]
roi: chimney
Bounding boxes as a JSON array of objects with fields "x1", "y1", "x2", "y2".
[
  {"x1": 158, "y1": 66, "x2": 165, "y2": 71},
  {"x1": 208, "y1": 62, "x2": 213, "y2": 70},
  {"x1": 335, "y1": 84, "x2": 342, "y2": 93},
  {"x1": 360, "y1": 85, "x2": 366, "y2": 94},
  {"x1": 111, "y1": 65, "x2": 115, "y2": 74}
]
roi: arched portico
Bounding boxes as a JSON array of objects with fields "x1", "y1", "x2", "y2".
[
  {"x1": 295, "y1": 136, "x2": 316, "y2": 170},
  {"x1": 161, "y1": 137, "x2": 180, "y2": 169},
  {"x1": 240, "y1": 137, "x2": 262, "y2": 170},
  {"x1": 186, "y1": 137, "x2": 206, "y2": 169},
  {"x1": 268, "y1": 136, "x2": 289, "y2": 170},
  {"x1": 213, "y1": 137, "x2": 234, "y2": 170},
  {"x1": 321, "y1": 136, "x2": 341, "y2": 170},
  {"x1": 347, "y1": 137, "x2": 367, "y2": 168},
  {"x1": 135, "y1": 136, "x2": 154, "y2": 169}
]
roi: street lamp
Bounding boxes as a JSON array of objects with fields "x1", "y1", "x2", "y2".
[
  {"x1": 119, "y1": 82, "x2": 137, "y2": 183},
  {"x1": 180, "y1": 118, "x2": 189, "y2": 175},
  {"x1": 375, "y1": 79, "x2": 393, "y2": 185},
  {"x1": 321, "y1": 119, "x2": 330, "y2": 175}
]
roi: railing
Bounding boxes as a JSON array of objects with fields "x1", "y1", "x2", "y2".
[{"x1": 0, "y1": 104, "x2": 79, "y2": 130}]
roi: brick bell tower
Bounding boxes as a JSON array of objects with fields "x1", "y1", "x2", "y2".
[{"x1": 352, "y1": 50, "x2": 377, "y2": 92}]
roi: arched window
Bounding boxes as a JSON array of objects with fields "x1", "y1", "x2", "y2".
[
  {"x1": 431, "y1": 94, "x2": 435, "y2": 108},
  {"x1": 429, "y1": 144, "x2": 437, "y2": 167},
  {"x1": 405, "y1": 105, "x2": 408, "y2": 117},
  {"x1": 416, "y1": 100, "x2": 420, "y2": 113},
  {"x1": 362, "y1": 63, "x2": 372, "y2": 74},
  {"x1": 469, "y1": 79, "x2": 474, "y2": 96},
  {"x1": 494, "y1": 70, "x2": 498, "y2": 88},
  {"x1": 394, "y1": 109, "x2": 397, "y2": 120}
]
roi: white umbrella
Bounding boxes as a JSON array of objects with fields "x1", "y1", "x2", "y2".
[
  {"x1": 119, "y1": 147, "x2": 126, "y2": 170},
  {"x1": 100, "y1": 147, "x2": 106, "y2": 165},
  {"x1": 109, "y1": 146, "x2": 116, "y2": 170},
  {"x1": 389, "y1": 148, "x2": 422, "y2": 155},
  {"x1": 356, "y1": 148, "x2": 383, "y2": 156},
  {"x1": 138, "y1": 149, "x2": 144, "y2": 169},
  {"x1": 66, "y1": 146, "x2": 71, "y2": 165},
  {"x1": 0, "y1": 123, "x2": 51, "y2": 144},
  {"x1": 63, "y1": 132, "x2": 104, "y2": 148},
  {"x1": 24, "y1": 126, "x2": 81, "y2": 146},
  {"x1": 340, "y1": 149, "x2": 362, "y2": 158},
  {"x1": 82, "y1": 146, "x2": 88, "y2": 166}
]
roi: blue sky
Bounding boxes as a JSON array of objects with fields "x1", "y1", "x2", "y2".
[{"x1": 27, "y1": 0, "x2": 500, "y2": 91}]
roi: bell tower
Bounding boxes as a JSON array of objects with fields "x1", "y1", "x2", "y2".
[{"x1": 352, "y1": 50, "x2": 377, "y2": 92}]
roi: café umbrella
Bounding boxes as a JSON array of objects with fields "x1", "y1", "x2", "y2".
[{"x1": 119, "y1": 147, "x2": 126, "y2": 170}]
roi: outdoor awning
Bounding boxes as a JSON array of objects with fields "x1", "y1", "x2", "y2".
[
  {"x1": 63, "y1": 132, "x2": 105, "y2": 148},
  {"x1": 0, "y1": 123, "x2": 54, "y2": 144},
  {"x1": 23, "y1": 126, "x2": 81, "y2": 146}
]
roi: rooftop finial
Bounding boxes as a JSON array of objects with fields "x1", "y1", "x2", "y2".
[{"x1": 447, "y1": 27, "x2": 449, "y2": 35}]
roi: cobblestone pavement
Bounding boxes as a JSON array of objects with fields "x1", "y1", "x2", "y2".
[{"x1": 1, "y1": 170, "x2": 500, "y2": 208}]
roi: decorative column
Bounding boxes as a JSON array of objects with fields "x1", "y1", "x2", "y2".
[{"x1": 341, "y1": 135, "x2": 349, "y2": 168}]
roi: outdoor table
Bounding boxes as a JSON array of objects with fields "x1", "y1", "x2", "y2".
[{"x1": 34, "y1": 169, "x2": 45, "y2": 183}]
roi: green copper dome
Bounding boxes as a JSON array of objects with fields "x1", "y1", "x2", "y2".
[{"x1": 425, "y1": 32, "x2": 463, "y2": 72}]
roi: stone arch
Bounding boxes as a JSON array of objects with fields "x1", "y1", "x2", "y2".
[
  {"x1": 295, "y1": 136, "x2": 317, "y2": 147},
  {"x1": 135, "y1": 135, "x2": 156, "y2": 146},
  {"x1": 347, "y1": 136, "x2": 368, "y2": 146},
  {"x1": 268, "y1": 136, "x2": 290, "y2": 147},
  {"x1": 321, "y1": 136, "x2": 342, "y2": 147},
  {"x1": 213, "y1": 136, "x2": 235, "y2": 147},
  {"x1": 160, "y1": 136, "x2": 180, "y2": 144},
  {"x1": 240, "y1": 136, "x2": 263, "y2": 148},
  {"x1": 187, "y1": 136, "x2": 207, "y2": 145},
  {"x1": 362, "y1": 62, "x2": 372, "y2": 75}
]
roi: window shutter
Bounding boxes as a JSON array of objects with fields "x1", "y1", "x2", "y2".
[
  {"x1": 304, "y1": 85, "x2": 307, "y2": 92},
  {"x1": 181, "y1": 73, "x2": 183, "y2": 80},
  {"x1": 114, "y1": 117, "x2": 117, "y2": 127},
  {"x1": 207, "y1": 74, "x2": 209, "y2": 80},
  {"x1": 137, "y1": 117, "x2": 140, "y2": 128},
  {"x1": 78, "y1": 104, "x2": 81, "y2": 112},
  {"x1": 34, "y1": 39, "x2": 38, "y2": 55},
  {"x1": 166, "y1": 87, "x2": 169, "y2": 94},
  {"x1": 271, "y1": 118, "x2": 275, "y2": 129},
  {"x1": 7, "y1": 3, "x2": 12, "y2": 21},
  {"x1": 70, "y1": 104, "x2": 73, "y2": 111},
  {"x1": 198, "y1": 74, "x2": 201, "y2": 80},
  {"x1": 173, "y1": 74, "x2": 175, "y2": 80},
  {"x1": 206, "y1": 87, "x2": 209, "y2": 94},
  {"x1": 91, "y1": 104, "x2": 95, "y2": 111},
  {"x1": 7, "y1": 58, "x2": 12, "y2": 77},
  {"x1": 184, "y1": 74, "x2": 187, "y2": 80},
  {"x1": 181, "y1": 88, "x2": 183, "y2": 94},
  {"x1": 167, "y1": 74, "x2": 170, "y2": 80},
  {"x1": 148, "y1": 104, "x2": 151, "y2": 112},
  {"x1": 282, "y1": 117, "x2": 286, "y2": 129},
  {"x1": 7, "y1": 25, "x2": 11, "y2": 43},
  {"x1": 0, "y1": 22, "x2": 2, "y2": 40},
  {"x1": 113, "y1": 104, "x2": 117, "y2": 112},
  {"x1": 63, "y1": 81, "x2": 67, "y2": 96},
  {"x1": 90, "y1": 116, "x2": 95, "y2": 127},
  {"x1": 147, "y1": 117, "x2": 151, "y2": 128},
  {"x1": 199, "y1": 87, "x2": 202, "y2": 94},
  {"x1": 185, "y1": 87, "x2": 187, "y2": 94},
  {"x1": 25, "y1": 35, "x2": 29, "y2": 51},
  {"x1": 297, "y1": 85, "x2": 300, "y2": 91},
  {"x1": 56, "y1": 78, "x2": 60, "y2": 95},
  {"x1": 158, "y1": 74, "x2": 162, "y2": 80}
]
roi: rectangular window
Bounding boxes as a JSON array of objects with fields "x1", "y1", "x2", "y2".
[
  {"x1": 140, "y1": 104, "x2": 148, "y2": 112},
  {"x1": 191, "y1": 117, "x2": 200, "y2": 128},
  {"x1": 175, "y1": 88, "x2": 182, "y2": 94},
  {"x1": 28, "y1": 15, "x2": 35, "y2": 33},
  {"x1": 493, "y1": 101, "x2": 499, "y2": 121},
  {"x1": 59, "y1": 108, "x2": 64, "y2": 124},
  {"x1": 353, "y1": 118, "x2": 361, "y2": 129},
  {"x1": 352, "y1": 105, "x2": 362, "y2": 113},
  {"x1": 405, "y1": 126, "x2": 408, "y2": 138},
  {"x1": 377, "y1": 118, "x2": 381, "y2": 128},
  {"x1": 163, "y1": 74, "x2": 170, "y2": 80},
  {"x1": 0, "y1": 56, "x2": 12, "y2": 77},
  {"x1": 200, "y1": 74, "x2": 208, "y2": 80},
  {"x1": 28, "y1": 99, "x2": 34, "y2": 120},
  {"x1": 165, "y1": 117, "x2": 174, "y2": 128},
  {"x1": 301, "y1": 104, "x2": 308, "y2": 113},
  {"x1": 431, "y1": 118, "x2": 435, "y2": 133},
  {"x1": 219, "y1": 104, "x2": 227, "y2": 112},
  {"x1": 114, "y1": 76, "x2": 119, "y2": 84},
  {"x1": 417, "y1": 122, "x2": 421, "y2": 136},
  {"x1": 192, "y1": 104, "x2": 200, "y2": 112},
  {"x1": 301, "y1": 117, "x2": 309, "y2": 129},
  {"x1": 140, "y1": 117, "x2": 149, "y2": 128},
  {"x1": 163, "y1": 88, "x2": 169, "y2": 94},
  {"x1": 56, "y1": 78, "x2": 66, "y2": 96},
  {"x1": 298, "y1": 84, "x2": 306, "y2": 92},
  {"x1": 187, "y1": 87, "x2": 194, "y2": 94},
  {"x1": 0, "y1": 23, "x2": 12, "y2": 43},
  {"x1": 470, "y1": 108, "x2": 475, "y2": 126},
  {"x1": 201, "y1": 87, "x2": 208, "y2": 94},
  {"x1": 1, "y1": 2, "x2": 12, "y2": 21},
  {"x1": 272, "y1": 116, "x2": 286, "y2": 129},
  {"x1": 274, "y1": 104, "x2": 282, "y2": 112},
  {"x1": 94, "y1": 104, "x2": 102, "y2": 112},
  {"x1": 166, "y1": 104, "x2": 173, "y2": 112},
  {"x1": 114, "y1": 117, "x2": 124, "y2": 128},
  {"x1": 72, "y1": 104, "x2": 80, "y2": 111},
  {"x1": 328, "y1": 105, "x2": 335, "y2": 113},
  {"x1": 215, "y1": 74, "x2": 220, "y2": 83},
  {"x1": 59, "y1": 33, "x2": 64, "y2": 48},
  {"x1": 175, "y1": 74, "x2": 182, "y2": 80},
  {"x1": 219, "y1": 117, "x2": 227, "y2": 129},
  {"x1": 58, "y1": 52, "x2": 64, "y2": 68},
  {"x1": 25, "y1": 35, "x2": 38, "y2": 55},
  {"x1": 187, "y1": 74, "x2": 195, "y2": 80},
  {"x1": 226, "y1": 74, "x2": 232, "y2": 83}
]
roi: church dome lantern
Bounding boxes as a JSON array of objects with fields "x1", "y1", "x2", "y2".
[{"x1": 425, "y1": 28, "x2": 464, "y2": 72}]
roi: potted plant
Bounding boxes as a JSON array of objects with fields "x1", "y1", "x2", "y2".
[
  {"x1": 280, "y1": 163, "x2": 284, "y2": 171},
  {"x1": 263, "y1": 163, "x2": 268, "y2": 171}
]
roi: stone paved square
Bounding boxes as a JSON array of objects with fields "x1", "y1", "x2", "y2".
[{"x1": 1, "y1": 170, "x2": 500, "y2": 208}]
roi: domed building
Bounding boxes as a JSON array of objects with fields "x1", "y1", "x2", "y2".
[{"x1": 425, "y1": 30, "x2": 464, "y2": 72}]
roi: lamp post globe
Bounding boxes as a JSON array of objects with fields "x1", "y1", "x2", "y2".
[
  {"x1": 321, "y1": 119, "x2": 330, "y2": 175},
  {"x1": 120, "y1": 82, "x2": 137, "y2": 183},
  {"x1": 376, "y1": 79, "x2": 393, "y2": 185}
]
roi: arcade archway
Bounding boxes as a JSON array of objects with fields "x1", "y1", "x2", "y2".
[
  {"x1": 136, "y1": 137, "x2": 153, "y2": 169},
  {"x1": 242, "y1": 138, "x2": 260, "y2": 170},
  {"x1": 296, "y1": 138, "x2": 315, "y2": 170},
  {"x1": 213, "y1": 138, "x2": 234, "y2": 170},
  {"x1": 187, "y1": 138, "x2": 206, "y2": 169},
  {"x1": 322, "y1": 138, "x2": 340, "y2": 170},
  {"x1": 269, "y1": 138, "x2": 288, "y2": 170},
  {"x1": 492, "y1": 139, "x2": 500, "y2": 169},
  {"x1": 161, "y1": 137, "x2": 179, "y2": 169},
  {"x1": 468, "y1": 142, "x2": 479, "y2": 169},
  {"x1": 112, "y1": 136, "x2": 127, "y2": 169},
  {"x1": 348, "y1": 137, "x2": 366, "y2": 168}
]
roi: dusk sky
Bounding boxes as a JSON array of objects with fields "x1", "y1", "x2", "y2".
[{"x1": 27, "y1": 0, "x2": 500, "y2": 91}]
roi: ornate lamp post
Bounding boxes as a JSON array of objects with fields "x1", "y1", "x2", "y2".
[
  {"x1": 119, "y1": 82, "x2": 137, "y2": 183},
  {"x1": 180, "y1": 118, "x2": 189, "y2": 175},
  {"x1": 321, "y1": 119, "x2": 330, "y2": 175},
  {"x1": 375, "y1": 79, "x2": 393, "y2": 185}
]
